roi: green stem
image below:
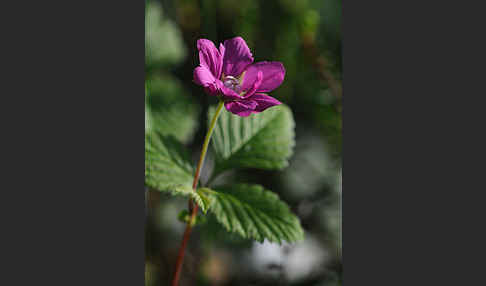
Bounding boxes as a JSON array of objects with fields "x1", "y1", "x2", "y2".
[
  {"x1": 191, "y1": 100, "x2": 225, "y2": 190},
  {"x1": 171, "y1": 100, "x2": 225, "y2": 286}
]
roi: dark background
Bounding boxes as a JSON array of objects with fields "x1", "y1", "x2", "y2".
[
  {"x1": 3, "y1": 0, "x2": 484, "y2": 285},
  {"x1": 145, "y1": 0, "x2": 342, "y2": 285}
]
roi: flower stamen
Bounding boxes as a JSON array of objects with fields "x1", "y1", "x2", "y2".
[{"x1": 222, "y1": 75, "x2": 241, "y2": 93}]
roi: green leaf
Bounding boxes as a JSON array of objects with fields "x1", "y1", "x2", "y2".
[
  {"x1": 145, "y1": 133, "x2": 209, "y2": 213},
  {"x1": 145, "y1": 133, "x2": 194, "y2": 190},
  {"x1": 178, "y1": 209, "x2": 208, "y2": 225},
  {"x1": 168, "y1": 185, "x2": 210, "y2": 214},
  {"x1": 199, "y1": 184, "x2": 304, "y2": 244},
  {"x1": 208, "y1": 105, "x2": 295, "y2": 175},
  {"x1": 145, "y1": 75, "x2": 199, "y2": 143}
]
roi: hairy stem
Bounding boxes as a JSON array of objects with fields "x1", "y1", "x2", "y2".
[{"x1": 171, "y1": 100, "x2": 225, "y2": 286}]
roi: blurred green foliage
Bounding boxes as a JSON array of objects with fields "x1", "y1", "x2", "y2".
[
  {"x1": 145, "y1": 75, "x2": 199, "y2": 143},
  {"x1": 145, "y1": 0, "x2": 342, "y2": 285},
  {"x1": 145, "y1": 2, "x2": 186, "y2": 68}
]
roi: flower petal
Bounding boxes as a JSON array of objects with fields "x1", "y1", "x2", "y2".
[
  {"x1": 242, "y1": 71, "x2": 263, "y2": 98},
  {"x1": 222, "y1": 37, "x2": 254, "y2": 77},
  {"x1": 194, "y1": 66, "x2": 216, "y2": 86},
  {"x1": 248, "y1": 93, "x2": 282, "y2": 113},
  {"x1": 204, "y1": 81, "x2": 222, "y2": 96},
  {"x1": 219, "y1": 43, "x2": 225, "y2": 60},
  {"x1": 224, "y1": 100, "x2": 257, "y2": 117},
  {"x1": 197, "y1": 39, "x2": 223, "y2": 79},
  {"x1": 194, "y1": 66, "x2": 221, "y2": 96},
  {"x1": 241, "y1": 61, "x2": 285, "y2": 93},
  {"x1": 220, "y1": 85, "x2": 243, "y2": 100}
]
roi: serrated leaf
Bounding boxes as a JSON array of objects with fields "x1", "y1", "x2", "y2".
[
  {"x1": 199, "y1": 184, "x2": 304, "y2": 244},
  {"x1": 145, "y1": 133, "x2": 209, "y2": 213},
  {"x1": 209, "y1": 105, "x2": 295, "y2": 175},
  {"x1": 145, "y1": 133, "x2": 193, "y2": 190},
  {"x1": 146, "y1": 75, "x2": 199, "y2": 143},
  {"x1": 169, "y1": 185, "x2": 210, "y2": 214}
]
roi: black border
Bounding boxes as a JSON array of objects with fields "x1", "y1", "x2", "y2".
[
  {"x1": 1, "y1": 0, "x2": 145, "y2": 284},
  {"x1": 3, "y1": 0, "x2": 483, "y2": 284}
]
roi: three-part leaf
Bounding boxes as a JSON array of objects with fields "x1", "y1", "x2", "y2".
[
  {"x1": 145, "y1": 132, "x2": 209, "y2": 212},
  {"x1": 208, "y1": 105, "x2": 295, "y2": 176},
  {"x1": 200, "y1": 184, "x2": 304, "y2": 244}
]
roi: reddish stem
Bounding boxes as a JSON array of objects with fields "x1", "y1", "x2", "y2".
[
  {"x1": 170, "y1": 101, "x2": 225, "y2": 286},
  {"x1": 171, "y1": 170, "x2": 201, "y2": 286},
  {"x1": 171, "y1": 203, "x2": 198, "y2": 286}
]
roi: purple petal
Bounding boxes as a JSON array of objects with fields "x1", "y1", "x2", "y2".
[
  {"x1": 222, "y1": 37, "x2": 254, "y2": 77},
  {"x1": 248, "y1": 93, "x2": 282, "y2": 113},
  {"x1": 204, "y1": 81, "x2": 222, "y2": 96},
  {"x1": 219, "y1": 43, "x2": 225, "y2": 59},
  {"x1": 220, "y1": 85, "x2": 243, "y2": 100},
  {"x1": 242, "y1": 71, "x2": 263, "y2": 98},
  {"x1": 194, "y1": 66, "x2": 216, "y2": 86},
  {"x1": 197, "y1": 39, "x2": 223, "y2": 79},
  {"x1": 241, "y1": 61, "x2": 285, "y2": 93},
  {"x1": 193, "y1": 66, "x2": 221, "y2": 96},
  {"x1": 224, "y1": 100, "x2": 257, "y2": 117}
]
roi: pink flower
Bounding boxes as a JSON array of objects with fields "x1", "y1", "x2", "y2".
[{"x1": 193, "y1": 37, "x2": 285, "y2": 117}]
